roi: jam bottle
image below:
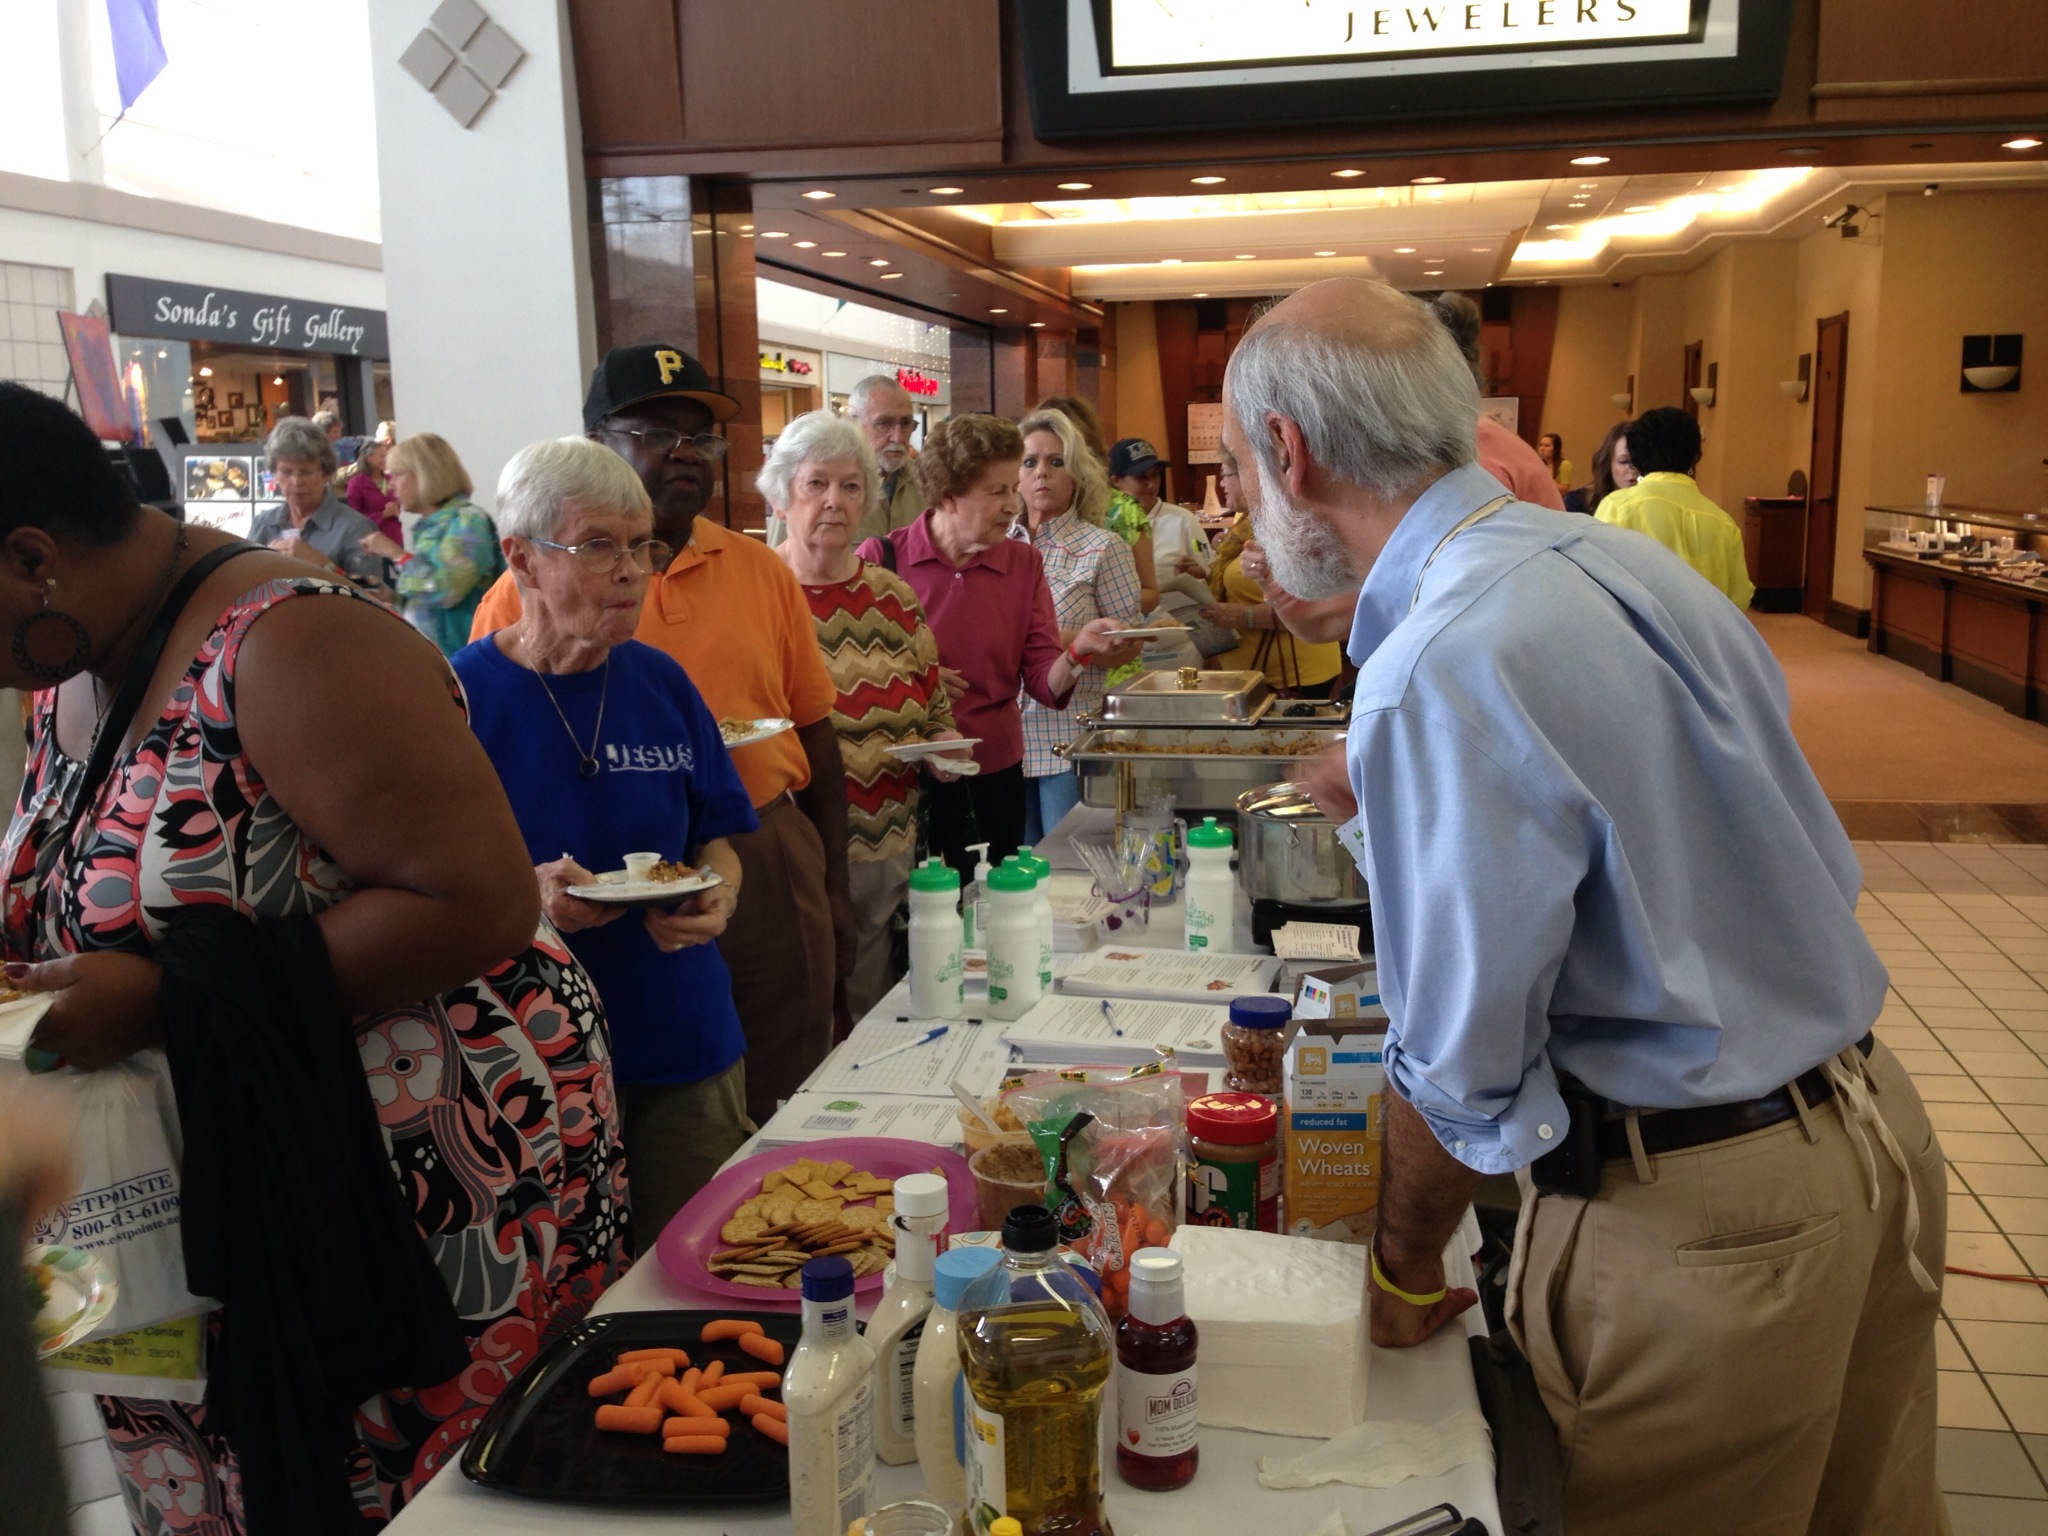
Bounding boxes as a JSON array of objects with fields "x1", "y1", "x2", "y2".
[{"x1": 1115, "y1": 1248, "x2": 1198, "y2": 1490}]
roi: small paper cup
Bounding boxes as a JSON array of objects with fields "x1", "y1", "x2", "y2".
[{"x1": 622, "y1": 852, "x2": 661, "y2": 881}]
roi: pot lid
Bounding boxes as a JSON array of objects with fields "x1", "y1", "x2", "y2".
[{"x1": 1235, "y1": 781, "x2": 1333, "y2": 823}]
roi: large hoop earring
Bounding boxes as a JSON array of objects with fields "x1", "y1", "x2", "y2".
[{"x1": 11, "y1": 580, "x2": 93, "y2": 686}]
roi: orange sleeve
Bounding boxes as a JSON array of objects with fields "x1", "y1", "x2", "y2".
[{"x1": 468, "y1": 571, "x2": 523, "y2": 641}]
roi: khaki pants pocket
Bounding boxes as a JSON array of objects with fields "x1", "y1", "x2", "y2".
[{"x1": 1675, "y1": 1213, "x2": 1842, "y2": 1269}]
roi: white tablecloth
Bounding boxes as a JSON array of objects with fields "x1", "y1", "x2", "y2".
[{"x1": 389, "y1": 842, "x2": 1504, "y2": 1536}]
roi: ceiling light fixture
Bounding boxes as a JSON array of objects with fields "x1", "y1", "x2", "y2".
[
  {"x1": 1411, "y1": 175, "x2": 1447, "y2": 184},
  {"x1": 739, "y1": 224, "x2": 754, "y2": 232},
  {"x1": 760, "y1": 230, "x2": 790, "y2": 239},
  {"x1": 1191, "y1": 175, "x2": 1226, "y2": 184},
  {"x1": 2006, "y1": 136, "x2": 2045, "y2": 150},
  {"x1": 1570, "y1": 154, "x2": 1611, "y2": 166},
  {"x1": 822, "y1": 250, "x2": 846, "y2": 257},
  {"x1": 879, "y1": 272, "x2": 904, "y2": 281},
  {"x1": 802, "y1": 189, "x2": 835, "y2": 200},
  {"x1": 1546, "y1": 224, "x2": 1569, "y2": 231},
  {"x1": 1624, "y1": 205, "x2": 1657, "y2": 213},
  {"x1": 794, "y1": 240, "x2": 817, "y2": 248},
  {"x1": 868, "y1": 257, "x2": 890, "y2": 266},
  {"x1": 1470, "y1": 245, "x2": 1489, "y2": 252},
  {"x1": 1192, "y1": 292, "x2": 1209, "y2": 297},
  {"x1": 273, "y1": 375, "x2": 284, "y2": 385},
  {"x1": 1160, "y1": 258, "x2": 1182, "y2": 265},
  {"x1": 1058, "y1": 181, "x2": 1093, "y2": 190},
  {"x1": 1029, "y1": 321, "x2": 1046, "y2": 328},
  {"x1": 1395, "y1": 246, "x2": 1417, "y2": 254},
  {"x1": 198, "y1": 365, "x2": 213, "y2": 377},
  {"x1": 1332, "y1": 168, "x2": 1365, "y2": 178},
  {"x1": 1315, "y1": 249, "x2": 1338, "y2": 256},
  {"x1": 990, "y1": 307, "x2": 1009, "y2": 314},
  {"x1": 1235, "y1": 253, "x2": 1256, "y2": 260},
  {"x1": 928, "y1": 185, "x2": 964, "y2": 194}
]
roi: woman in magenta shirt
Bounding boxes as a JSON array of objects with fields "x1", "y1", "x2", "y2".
[
  {"x1": 345, "y1": 423, "x2": 402, "y2": 542},
  {"x1": 858, "y1": 413, "x2": 1124, "y2": 875}
]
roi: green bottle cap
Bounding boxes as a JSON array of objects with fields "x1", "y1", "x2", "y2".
[
  {"x1": 908, "y1": 856, "x2": 960, "y2": 893},
  {"x1": 987, "y1": 861, "x2": 1037, "y2": 893},
  {"x1": 1187, "y1": 815, "x2": 1234, "y2": 850}
]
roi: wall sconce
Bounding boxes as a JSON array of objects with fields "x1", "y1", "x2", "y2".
[
  {"x1": 1961, "y1": 334, "x2": 2022, "y2": 392},
  {"x1": 1610, "y1": 374, "x2": 1635, "y2": 412},
  {"x1": 1689, "y1": 362, "x2": 1718, "y2": 409},
  {"x1": 1779, "y1": 353, "x2": 1810, "y2": 401}
]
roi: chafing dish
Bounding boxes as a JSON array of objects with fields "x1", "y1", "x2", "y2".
[
  {"x1": 1097, "y1": 667, "x2": 1273, "y2": 726},
  {"x1": 1057, "y1": 724, "x2": 1346, "y2": 813}
]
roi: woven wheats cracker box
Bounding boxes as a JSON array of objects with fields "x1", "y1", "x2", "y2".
[{"x1": 1282, "y1": 1015, "x2": 1387, "y2": 1244}]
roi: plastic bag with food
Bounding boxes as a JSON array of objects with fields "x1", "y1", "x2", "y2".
[{"x1": 1001, "y1": 1062, "x2": 1188, "y2": 1318}]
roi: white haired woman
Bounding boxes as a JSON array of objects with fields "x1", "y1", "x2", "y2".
[
  {"x1": 250, "y1": 416, "x2": 388, "y2": 588},
  {"x1": 451, "y1": 437, "x2": 759, "y2": 1250},
  {"x1": 767, "y1": 410, "x2": 969, "y2": 1021},
  {"x1": 1015, "y1": 407, "x2": 1145, "y2": 841}
]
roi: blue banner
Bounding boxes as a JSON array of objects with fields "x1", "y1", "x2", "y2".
[{"x1": 107, "y1": 0, "x2": 168, "y2": 112}]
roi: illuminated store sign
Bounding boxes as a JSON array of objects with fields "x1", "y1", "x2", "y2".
[
  {"x1": 896, "y1": 368, "x2": 940, "y2": 397},
  {"x1": 1025, "y1": 0, "x2": 1791, "y2": 136}
]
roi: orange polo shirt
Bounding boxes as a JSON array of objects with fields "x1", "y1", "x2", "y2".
[{"x1": 469, "y1": 519, "x2": 835, "y2": 808}]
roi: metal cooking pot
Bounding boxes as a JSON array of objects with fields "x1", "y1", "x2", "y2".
[{"x1": 1233, "y1": 781, "x2": 1369, "y2": 907}]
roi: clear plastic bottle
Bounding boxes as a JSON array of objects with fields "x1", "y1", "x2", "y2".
[
  {"x1": 908, "y1": 858, "x2": 966, "y2": 1020},
  {"x1": 1016, "y1": 847, "x2": 1056, "y2": 994},
  {"x1": 984, "y1": 861, "x2": 1042, "y2": 1020},
  {"x1": 957, "y1": 1205, "x2": 1115, "y2": 1536},
  {"x1": 869, "y1": 1173, "x2": 949, "y2": 1465},
  {"x1": 786, "y1": 1255, "x2": 877, "y2": 1536},
  {"x1": 961, "y1": 841, "x2": 993, "y2": 951},
  {"x1": 1182, "y1": 817, "x2": 1235, "y2": 952},
  {"x1": 914, "y1": 1246, "x2": 1002, "y2": 1510},
  {"x1": 1116, "y1": 1249, "x2": 1199, "y2": 1490}
]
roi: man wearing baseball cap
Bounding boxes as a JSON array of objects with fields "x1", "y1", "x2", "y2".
[
  {"x1": 472, "y1": 344, "x2": 851, "y2": 1127},
  {"x1": 1109, "y1": 437, "x2": 1213, "y2": 595}
]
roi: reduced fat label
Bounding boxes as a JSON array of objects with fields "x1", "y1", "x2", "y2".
[
  {"x1": 965, "y1": 1395, "x2": 1007, "y2": 1532},
  {"x1": 1118, "y1": 1363, "x2": 1198, "y2": 1459}
]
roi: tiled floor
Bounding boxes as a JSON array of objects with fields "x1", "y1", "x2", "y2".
[{"x1": 1857, "y1": 841, "x2": 2048, "y2": 1534}]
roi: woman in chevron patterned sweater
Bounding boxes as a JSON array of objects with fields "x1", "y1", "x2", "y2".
[{"x1": 769, "y1": 411, "x2": 972, "y2": 1020}]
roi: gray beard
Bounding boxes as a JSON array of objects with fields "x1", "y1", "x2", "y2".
[{"x1": 1251, "y1": 458, "x2": 1359, "y2": 600}]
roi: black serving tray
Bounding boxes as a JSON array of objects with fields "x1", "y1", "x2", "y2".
[{"x1": 460, "y1": 1307, "x2": 802, "y2": 1505}]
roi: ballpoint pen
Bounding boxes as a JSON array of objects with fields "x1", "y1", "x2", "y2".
[{"x1": 851, "y1": 1025, "x2": 949, "y2": 1070}]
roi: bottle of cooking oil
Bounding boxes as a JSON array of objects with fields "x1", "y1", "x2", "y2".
[{"x1": 957, "y1": 1204, "x2": 1116, "y2": 1536}]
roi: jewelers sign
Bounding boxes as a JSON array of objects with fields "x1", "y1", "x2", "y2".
[{"x1": 107, "y1": 274, "x2": 390, "y2": 359}]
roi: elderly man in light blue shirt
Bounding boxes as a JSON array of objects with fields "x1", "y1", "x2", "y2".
[{"x1": 1223, "y1": 278, "x2": 1943, "y2": 1535}]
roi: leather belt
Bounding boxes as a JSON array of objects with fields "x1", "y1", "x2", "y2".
[{"x1": 1592, "y1": 1033, "x2": 1874, "y2": 1163}]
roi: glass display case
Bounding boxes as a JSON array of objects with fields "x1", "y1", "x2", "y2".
[{"x1": 1864, "y1": 503, "x2": 2048, "y2": 593}]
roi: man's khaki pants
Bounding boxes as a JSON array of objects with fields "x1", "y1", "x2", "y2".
[
  {"x1": 619, "y1": 1058, "x2": 754, "y2": 1257},
  {"x1": 1507, "y1": 1039, "x2": 1946, "y2": 1535}
]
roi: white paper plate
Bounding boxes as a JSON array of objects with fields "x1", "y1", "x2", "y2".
[
  {"x1": 718, "y1": 717, "x2": 795, "y2": 749},
  {"x1": 566, "y1": 868, "x2": 725, "y2": 908},
  {"x1": 1103, "y1": 626, "x2": 1186, "y2": 641},
  {"x1": 0, "y1": 992, "x2": 53, "y2": 1061},
  {"x1": 881, "y1": 738, "x2": 982, "y2": 762},
  {"x1": 27, "y1": 1244, "x2": 117, "y2": 1356}
]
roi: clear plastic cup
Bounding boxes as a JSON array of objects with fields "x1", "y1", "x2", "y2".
[
  {"x1": 853, "y1": 1500, "x2": 957, "y2": 1536},
  {"x1": 969, "y1": 1140, "x2": 1048, "y2": 1232}
]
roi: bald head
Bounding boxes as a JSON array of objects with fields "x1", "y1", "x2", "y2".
[{"x1": 1225, "y1": 277, "x2": 1477, "y2": 502}]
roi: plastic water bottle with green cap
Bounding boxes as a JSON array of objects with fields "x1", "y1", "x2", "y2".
[
  {"x1": 984, "y1": 860, "x2": 1042, "y2": 1019},
  {"x1": 1183, "y1": 816, "x2": 1235, "y2": 952},
  {"x1": 1016, "y1": 846, "x2": 1055, "y2": 992},
  {"x1": 907, "y1": 857, "x2": 965, "y2": 1019}
]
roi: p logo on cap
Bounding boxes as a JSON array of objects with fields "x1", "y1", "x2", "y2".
[{"x1": 654, "y1": 349, "x2": 686, "y2": 385}]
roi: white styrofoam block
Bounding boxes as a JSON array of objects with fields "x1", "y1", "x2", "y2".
[{"x1": 1169, "y1": 1225, "x2": 1369, "y2": 1438}]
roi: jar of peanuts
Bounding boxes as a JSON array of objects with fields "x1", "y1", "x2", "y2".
[{"x1": 1222, "y1": 995, "x2": 1291, "y2": 1094}]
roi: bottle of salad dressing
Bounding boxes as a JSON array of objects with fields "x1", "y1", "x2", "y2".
[
  {"x1": 786, "y1": 1255, "x2": 876, "y2": 1536},
  {"x1": 868, "y1": 1173, "x2": 949, "y2": 1465}
]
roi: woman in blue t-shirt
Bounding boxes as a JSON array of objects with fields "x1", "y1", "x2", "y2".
[{"x1": 452, "y1": 437, "x2": 760, "y2": 1253}]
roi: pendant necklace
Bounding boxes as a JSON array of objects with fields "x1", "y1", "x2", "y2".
[{"x1": 532, "y1": 656, "x2": 610, "y2": 779}]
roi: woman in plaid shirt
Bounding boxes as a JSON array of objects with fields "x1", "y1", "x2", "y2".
[{"x1": 1015, "y1": 408, "x2": 1146, "y2": 841}]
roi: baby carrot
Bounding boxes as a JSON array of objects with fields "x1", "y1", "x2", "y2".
[
  {"x1": 680, "y1": 1367, "x2": 702, "y2": 1394},
  {"x1": 663, "y1": 1436, "x2": 728, "y2": 1456},
  {"x1": 694, "y1": 1383, "x2": 751, "y2": 1412},
  {"x1": 594, "y1": 1404, "x2": 664, "y2": 1435},
  {"x1": 661, "y1": 1415, "x2": 732, "y2": 1439},
  {"x1": 630, "y1": 1355, "x2": 675, "y2": 1378},
  {"x1": 751, "y1": 1413, "x2": 789, "y2": 1446},
  {"x1": 737, "y1": 1333, "x2": 786, "y2": 1366},
  {"x1": 700, "y1": 1319, "x2": 766, "y2": 1343},
  {"x1": 738, "y1": 1393, "x2": 784, "y2": 1422},
  {"x1": 725, "y1": 1370, "x2": 782, "y2": 1390},
  {"x1": 618, "y1": 1347, "x2": 691, "y2": 1369},
  {"x1": 700, "y1": 1359, "x2": 726, "y2": 1387},
  {"x1": 585, "y1": 1365, "x2": 646, "y2": 1398},
  {"x1": 625, "y1": 1372, "x2": 663, "y2": 1409},
  {"x1": 660, "y1": 1382, "x2": 718, "y2": 1419}
]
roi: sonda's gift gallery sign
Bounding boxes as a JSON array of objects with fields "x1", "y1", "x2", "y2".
[{"x1": 108, "y1": 274, "x2": 389, "y2": 358}]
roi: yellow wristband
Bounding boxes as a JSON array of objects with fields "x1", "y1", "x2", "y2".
[{"x1": 1370, "y1": 1242, "x2": 1448, "y2": 1308}]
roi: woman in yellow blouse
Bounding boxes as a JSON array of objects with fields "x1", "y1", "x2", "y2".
[{"x1": 1198, "y1": 451, "x2": 1344, "y2": 697}]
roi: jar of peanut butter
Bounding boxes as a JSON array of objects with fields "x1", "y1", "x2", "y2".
[{"x1": 1186, "y1": 1092, "x2": 1280, "y2": 1233}]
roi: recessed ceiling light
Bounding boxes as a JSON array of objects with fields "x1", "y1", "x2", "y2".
[
  {"x1": 1057, "y1": 181, "x2": 1093, "y2": 191},
  {"x1": 1235, "y1": 253, "x2": 1256, "y2": 260},
  {"x1": 1570, "y1": 155, "x2": 1611, "y2": 166},
  {"x1": 802, "y1": 189, "x2": 835, "y2": 200},
  {"x1": 1160, "y1": 258, "x2": 1182, "y2": 265},
  {"x1": 1394, "y1": 246, "x2": 1417, "y2": 254},
  {"x1": 794, "y1": 240, "x2": 817, "y2": 249},
  {"x1": 1191, "y1": 175, "x2": 1226, "y2": 185},
  {"x1": 1193, "y1": 292, "x2": 1209, "y2": 297},
  {"x1": 1578, "y1": 182, "x2": 1599, "y2": 189},
  {"x1": 928, "y1": 186, "x2": 965, "y2": 194},
  {"x1": 879, "y1": 271, "x2": 903, "y2": 279},
  {"x1": 739, "y1": 224, "x2": 754, "y2": 232},
  {"x1": 1314, "y1": 249, "x2": 1338, "y2": 256},
  {"x1": 1411, "y1": 175, "x2": 1447, "y2": 184},
  {"x1": 1779, "y1": 145, "x2": 1820, "y2": 156},
  {"x1": 1546, "y1": 224, "x2": 1569, "y2": 231},
  {"x1": 1624, "y1": 205, "x2": 1657, "y2": 213},
  {"x1": 760, "y1": 230, "x2": 790, "y2": 239},
  {"x1": 1469, "y1": 246, "x2": 1489, "y2": 252},
  {"x1": 198, "y1": 365, "x2": 213, "y2": 377},
  {"x1": 1029, "y1": 321, "x2": 1045, "y2": 328},
  {"x1": 2006, "y1": 137, "x2": 2045, "y2": 150},
  {"x1": 868, "y1": 257, "x2": 890, "y2": 266},
  {"x1": 822, "y1": 250, "x2": 846, "y2": 257},
  {"x1": 1332, "y1": 168, "x2": 1365, "y2": 178},
  {"x1": 990, "y1": 307, "x2": 1009, "y2": 314}
]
